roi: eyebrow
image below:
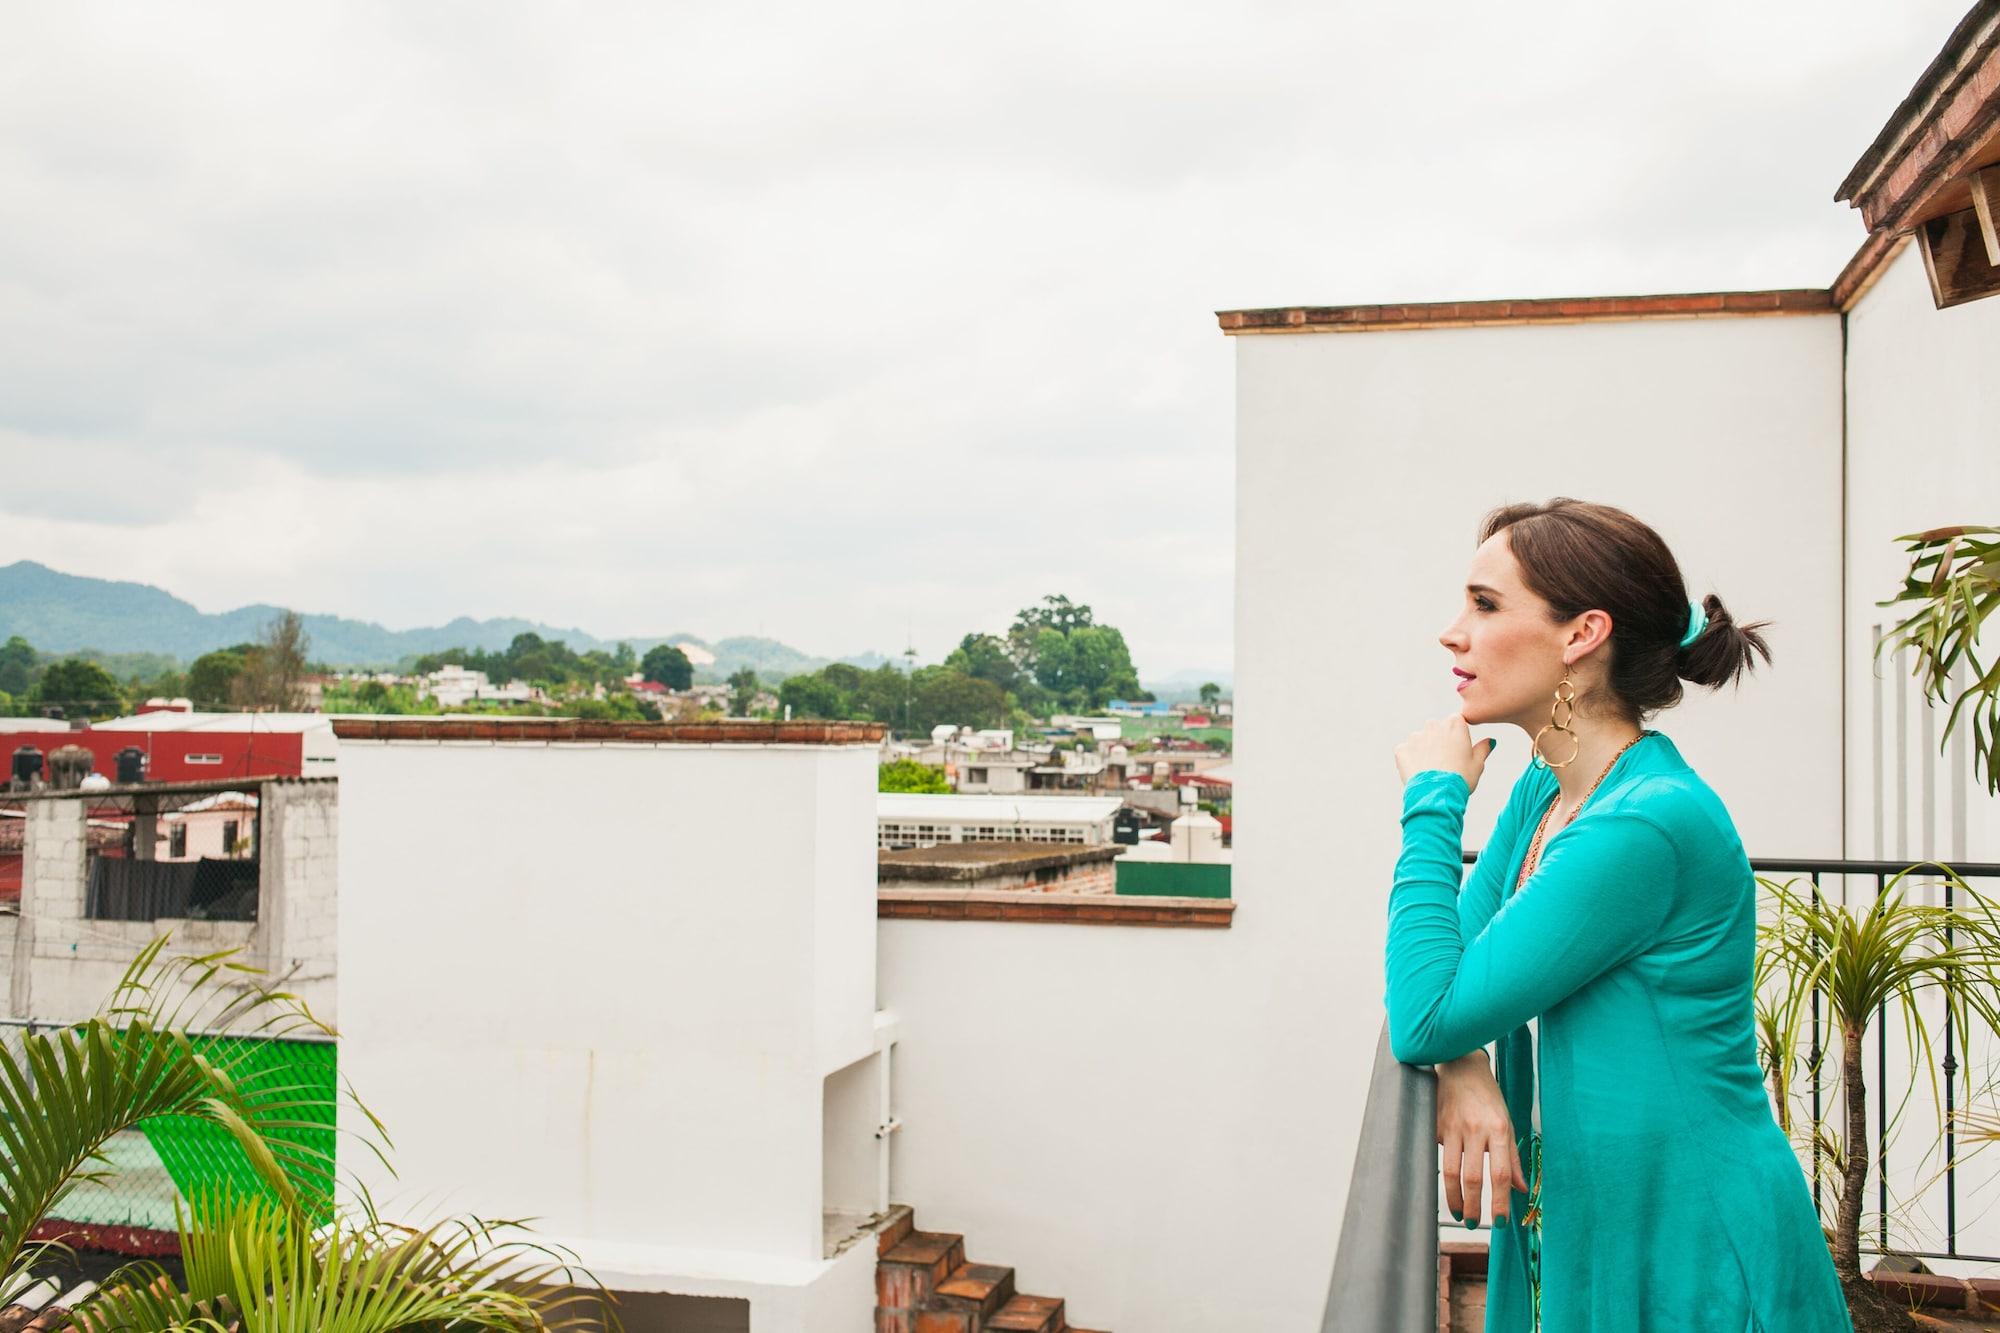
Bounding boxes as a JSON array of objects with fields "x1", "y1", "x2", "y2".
[{"x1": 1466, "y1": 584, "x2": 1505, "y2": 598}]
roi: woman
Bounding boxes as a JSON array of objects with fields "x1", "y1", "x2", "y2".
[{"x1": 1386, "y1": 498, "x2": 1848, "y2": 1332}]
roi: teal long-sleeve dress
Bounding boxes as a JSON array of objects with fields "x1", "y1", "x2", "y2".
[{"x1": 1386, "y1": 729, "x2": 1849, "y2": 1332}]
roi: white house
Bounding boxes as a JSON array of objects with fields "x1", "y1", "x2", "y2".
[{"x1": 876, "y1": 792, "x2": 1123, "y2": 850}]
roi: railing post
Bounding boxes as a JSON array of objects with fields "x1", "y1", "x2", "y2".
[
  {"x1": 1877, "y1": 871, "x2": 1888, "y2": 1253},
  {"x1": 1945, "y1": 868, "x2": 1958, "y2": 1256},
  {"x1": 1810, "y1": 872, "x2": 1822, "y2": 1218}
]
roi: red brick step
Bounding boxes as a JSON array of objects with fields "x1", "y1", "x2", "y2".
[
  {"x1": 873, "y1": 1206, "x2": 1105, "y2": 1333},
  {"x1": 934, "y1": 1261, "x2": 1017, "y2": 1322},
  {"x1": 986, "y1": 1292, "x2": 1064, "y2": 1332}
]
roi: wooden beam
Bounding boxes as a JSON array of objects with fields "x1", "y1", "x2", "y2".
[
  {"x1": 1917, "y1": 202, "x2": 2000, "y2": 308},
  {"x1": 1972, "y1": 166, "x2": 2000, "y2": 266}
]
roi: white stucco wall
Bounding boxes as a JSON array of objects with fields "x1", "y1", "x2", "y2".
[
  {"x1": 334, "y1": 739, "x2": 878, "y2": 1331},
  {"x1": 881, "y1": 310, "x2": 1846, "y2": 1332},
  {"x1": 1844, "y1": 242, "x2": 2000, "y2": 870},
  {"x1": 1842, "y1": 244, "x2": 2000, "y2": 1267}
]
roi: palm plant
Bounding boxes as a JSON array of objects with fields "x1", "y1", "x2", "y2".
[
  {"x1": 0, "y1": 936, "x2": 615, "y2": 1330},
  {"x1": 1874, "y1": 524, "x2": 2000, "y2": 797},
  {"x1": 1757, "y1": 869, "x2": 2000, "y2": 1317}
]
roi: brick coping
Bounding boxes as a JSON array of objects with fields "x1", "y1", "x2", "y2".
[
  {"x1": 331, "y1": 718, "x2": 884, "y2": 745},
  {"x1": 1216, "y1": 289, "x2": 1833, "y2": 335},
  {"x1": 879, "y1": 886, "x2": 1233, "y2": 927}
]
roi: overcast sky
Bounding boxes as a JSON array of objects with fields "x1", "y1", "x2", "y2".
[{"x1": 0, "y1": 1, "x2": 1970, "y2": 676}]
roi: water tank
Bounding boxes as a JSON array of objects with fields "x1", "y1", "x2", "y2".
[
  {"x1": 48, "y1": 745, "x2": 95, "y2": 790},
  {"x1": 115, "y1": 747, "x2": 147, "y2": 785},
  {"x1": 1112, "y1": 808, "x2": 1143, "y2": 846},
  {"x1": 10, "y1": 746, "x2": 42, "y2": 790}
]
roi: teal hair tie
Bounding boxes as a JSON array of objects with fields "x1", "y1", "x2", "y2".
[{"x1": 1678, "y1": 600, "x2": 1707, "y2": 649}]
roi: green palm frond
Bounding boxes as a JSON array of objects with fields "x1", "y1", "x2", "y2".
[
  {"x1": 0, "y1": 935, "x2": 618, "y2": 1330},
  {"x1": 1874, "y1": 524, "x2": 2000, "y2": 797},
  {"x1": 1756, "y1": 867, "x2": 2000, "y2": 1279},
  {"x1": 68, "y1": 1187, "x2": 616, "y2": 1333},
  {"x1": 0, "y1": 936, "x2": 340, "y2": 1304}
]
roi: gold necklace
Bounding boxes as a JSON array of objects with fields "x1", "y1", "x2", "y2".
[{"x1": 1516, "y1": 732, "x2": 1646, "y2": 886}]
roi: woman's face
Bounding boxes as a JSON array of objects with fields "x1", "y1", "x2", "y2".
[{"x1": 1437, "y1": 530, "x2": 1568, "y2": 730}]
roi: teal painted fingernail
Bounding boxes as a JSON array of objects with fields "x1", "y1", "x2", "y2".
[
  {"x1": 1448, "y1": 1208, "x2": 1461, "y2": 1222},
  {"x1": 1464, "y1": 1217, "x2": 1478, "y2": 1230}
]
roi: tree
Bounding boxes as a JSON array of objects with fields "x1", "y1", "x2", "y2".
[
  {"x1": 565, "y1": 694, "x2": 647, "y2": 721},
  {"x1": 906, "y1": 666, "x2": 1007, "y2": 736},
  {"x1": 1199, "y1": 682, "x2": 1221, "y2": 705},
  {"x1": 642, "y1": 643, "x2": 695, "y2": 691},
  {"x1": 878, "y1": 757, "x2": 950, "y2": 794},
  {"x1": 779, "y1": 671, "x2": 852, "y2": 720},
  {"x1": 1010, "y1": 594, "x2": 1094, "y2": 644},
  {"x1": 187, "y1": 648, "x2": 248, "y2": 709},
  {"x1": 728, "y1": 667, "x2": 762, "y2": 717},
  {"x1": 232, "y1": 611, "x2": 312, "y2": 710},
  {"x1": 31, "y1": 658, "x2": 124, "y2": 721},
  {"x1": 944, "y1": 633, "x2": 1023, "y2": 694},
  {"x1": 0, "y1": 636, "x2": 33, "y2": 696}
]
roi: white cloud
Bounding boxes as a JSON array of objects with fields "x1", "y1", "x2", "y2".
[{"x1": 0, "y1": 0, "x2": 1970, "y2": 672}]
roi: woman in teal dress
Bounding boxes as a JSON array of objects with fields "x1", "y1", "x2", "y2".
[{"x1": 1386, "y1": 498, "x2": 1850, "y2": 1332}]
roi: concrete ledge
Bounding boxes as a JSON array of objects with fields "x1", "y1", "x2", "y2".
[{"x1": 878, "y1": 887, "x2": 1234, "y2": 928}]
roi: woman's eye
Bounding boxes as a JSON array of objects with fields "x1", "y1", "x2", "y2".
[{"x1": 1475, "y1": 598, "x2": 1495, "y2": 612}]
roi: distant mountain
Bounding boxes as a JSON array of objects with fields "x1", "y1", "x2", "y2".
[{"x1": 0, "y1": 561, "x2": 885, "y2": 680}]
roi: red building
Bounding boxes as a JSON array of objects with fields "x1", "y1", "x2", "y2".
[{"x1": 0, "y1": 712, "x2": 335, "y2": 785}]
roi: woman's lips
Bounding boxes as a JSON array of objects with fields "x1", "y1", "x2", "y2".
[{"x1": 1454, "y1": 670, "x2": 1476, "y2": 692}]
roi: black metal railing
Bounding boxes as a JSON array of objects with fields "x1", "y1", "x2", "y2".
[
  {"x1": 1749, "y1": 855, "x2": 2000, "y2": 1266},
  {"x1": 1443, "y1": 850, "x2": 2000, "y2": 1265}
]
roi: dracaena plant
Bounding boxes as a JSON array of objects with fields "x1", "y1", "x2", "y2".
[
  {"x1": 1756, "y1": 869, "x2": 2000, "y2": 1325},
  {"x1": 0, "y1": 936, "x2": 617, "y2": 1331},
  {"x1": 1874, "y1": 525, "x2": 2000, "y2": 797}
]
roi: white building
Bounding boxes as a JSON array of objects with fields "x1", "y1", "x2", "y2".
[
  {"x1": 1217, "y1": 11, "x2": 2000, "y2": 1312},
  {"x1": 876, "y1": 793, "x2": 1123, "y2": 850},
  {"x1": 418, "y1": 664, "x2": 536, "y2": 708}
]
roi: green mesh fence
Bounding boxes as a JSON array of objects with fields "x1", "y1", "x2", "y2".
[
  {"x1": 3, "y1": 1023, "x2": 337, "y2": 1240},
  {"x1": 141, "y1": 1033, "x2": 338, "y2": 1228}
]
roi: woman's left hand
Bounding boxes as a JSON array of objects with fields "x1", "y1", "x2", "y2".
[{"x1": 1395, "y1": 715, "x2": 1497, "y2": 791}]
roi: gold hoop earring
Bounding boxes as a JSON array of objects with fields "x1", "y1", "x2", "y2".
[{"x1": 1532, "y1": 662, "x2": 1580, "y2": 769}]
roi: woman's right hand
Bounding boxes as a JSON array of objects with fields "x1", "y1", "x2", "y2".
[{"x1": 1437, "y1": 1049, "x2": 1527, "y2": 1227}]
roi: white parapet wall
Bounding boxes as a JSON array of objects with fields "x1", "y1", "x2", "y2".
[
  {"x1": 883, "y1": 306, "x2": 1849, "y2": 1332},
  {"x1": 1839, "y1": 241, "x2": 2000, "y2": 1266},
  {"x1": 334, "y1": 734, "x2": 881, "y2": 1332}
]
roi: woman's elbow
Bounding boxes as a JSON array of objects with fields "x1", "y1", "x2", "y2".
[{"x1": 1387, "y1": 1015, "x2": 1453, "y2": 1066}]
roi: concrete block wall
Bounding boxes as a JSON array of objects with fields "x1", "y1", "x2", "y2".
[
  {"x1": 260, "y1": 781, "x2": 339, "y2": 1024},
  {"x1": 1, "y1": 783, "x2": 336, "y2": 1026}
]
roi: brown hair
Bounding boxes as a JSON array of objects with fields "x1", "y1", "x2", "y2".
[{"x1": 1477, "y1": 497, "x2": 1773, "y2": 724}]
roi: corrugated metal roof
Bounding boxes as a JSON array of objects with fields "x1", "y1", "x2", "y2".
[
  {"x1": 91, "y1": 712, "x2": 334, "y2": 735},
  {"x1": 876, "y1": 793, "x2": 1124, "y2": 823}
]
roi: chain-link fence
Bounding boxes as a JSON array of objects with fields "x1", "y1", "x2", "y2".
[{"x1": 0, "y1": 1019, "x2": 336, "y2": 1253}]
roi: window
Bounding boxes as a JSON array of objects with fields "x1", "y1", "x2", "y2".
[
  {"x1": 186, "y1": 753, "x2": 223, "y2": 766},
  {"x1": 223, "y1": 820, "x2": 239, "y2": 855},
  {"x1": 967, "y1": 767, "x2": 988, "y2": 783},
  {"x1": 169, "y1": 824, "x2": 187, "y2": 858}
]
